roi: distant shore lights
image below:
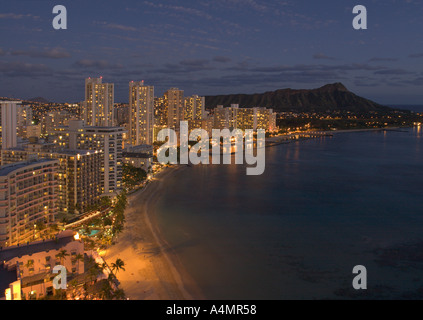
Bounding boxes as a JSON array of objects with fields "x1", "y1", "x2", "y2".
[{"x1": 157, "y1": 121, "x2": 266, "y2": 176}]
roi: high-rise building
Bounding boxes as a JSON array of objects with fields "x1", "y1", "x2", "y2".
[
  {"x1": 43, "y1": 111, "x2": 73, "y2": 136},
  {"x1": 213, "y1": 105, "x2": 277, "y2": 132},
  {"x1": 154, "y1": 97, "x2": 167, "y2": 127},
  {"x1": 184, "y1": 95, "x2": 205, "y2": 121},
  {"x1": 67, "y1": 120, "x2": 125, "y2": 196},
  {"x1": 129, "y1": 81, "x2": 154, "y2": 146},
  {"x1": 213, "y1": 105, "x2": 238, "y2": 130},
  {"x1": 0, "y1": 101, "x2": 19, "y2": 150},
  {"x1": 2, "y1": 147, "x2": 102, "y2": 218},
  {"x1": 164, "y1": 88, "x2": 184, "y2": 130},
  {"x1": 17, "y1": 105, "x2": 33, "y2": 139},
  {"x1": 83, "y1": 78, "x2": 114, "y2": 127},
  {"x1": 0, "y1": 159, "x2": 58, "y2": 247}
]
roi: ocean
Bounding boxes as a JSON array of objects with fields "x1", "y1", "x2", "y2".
[{"x1": 154, "y1": 127, "x2": 423, "y2": 299}]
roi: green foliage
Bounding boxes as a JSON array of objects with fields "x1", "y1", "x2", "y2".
[{"x1": 122, "y1": 164, "x2": 147, "y2": 190}]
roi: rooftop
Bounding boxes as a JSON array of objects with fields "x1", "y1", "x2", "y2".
[
  {"x1": 0, "y1": 159, "x2": 58, "y2": 177},
  {"x1": 0, "y1": 231, "x2": 78, "y2": 262}
]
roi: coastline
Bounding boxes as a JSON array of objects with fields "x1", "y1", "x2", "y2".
[
  {"x1": 104, "y1": 165, "x2": 204, "y2": 300},
  {"x1": 103, "y1": 125, "x2": 414, "y2": 300}
]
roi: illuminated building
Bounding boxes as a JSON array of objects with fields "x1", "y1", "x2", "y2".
[
  {"x1": 164, "y1": 88, "x2": 184, "y2": 130},
  {"x1": 0, "y1": 159, "x2": 58, "y2": 248},
  {"x1": 83, "y1": 78, "x2": 114, "y2": 127},
  {"x1": 129, "y1": 81, "x2": 154, "y2": 145}
]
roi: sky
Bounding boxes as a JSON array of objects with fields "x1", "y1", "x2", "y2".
[{"x1": 0, "y1": 0, "x2": 423, "y2": 104}]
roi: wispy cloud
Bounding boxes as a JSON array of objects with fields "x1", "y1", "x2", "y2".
[
  {"x1": 10, "y1": 48, "x2": 71, "y2": 59},
  {"x1": 95, "y1": 21, "x2": 138, "y2": 32},
  {"x1": 369, "y1": 57, "x2": 398, "y2": 62},
  {"x1": 73, "y1": 59, "x2": 123, "y2": 70},
  {"x1": 409, "y1": 53, "x2": 423, "y2": 58},
  {"x1": 0, "y1": 13, "x2": 40, "y2": 20},
  {"x1": 0, "y1": 61, "x2": 50, "y2": 77},
  {"x1": 213, "y1": 56, "x2": 232, "y2": 63},
  {"x1": 313, "y1": 53, "x2": 336, "y2": 60}
]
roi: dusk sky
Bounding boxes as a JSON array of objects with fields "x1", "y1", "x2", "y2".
[{"x1": 1, "y1": 0, "x2": 423, "y2": 104}]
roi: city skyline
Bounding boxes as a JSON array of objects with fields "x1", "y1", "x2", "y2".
[{"x1": 0, "y1": 0, "x2": 423, "y2": 104}]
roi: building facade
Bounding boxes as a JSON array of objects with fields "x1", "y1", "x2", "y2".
[
  {"x1": 184, "y1": 95, "x2": 205, "y2": 121},
  {"x1": 0, "y1": 231, "x2": 84, "y2": 300},
  {"x1": 0, "y1": 159, "x2": 58, "y2": 248},
  {"x1": 2, "y1": 147, "x2": 102, "y2": 217},
  {"x1": 213, "y1": 105, "x2": 277, "y2": 132},
  {"x1": 68, "y1": 120, "x2": 125, "y2": 196},
  {"x1": 164, "y1": 88, "x2": 184, "y2": 130},
  {"x1": 83, "y1": 78, "x2": 114, "y2": 127},
  {"x1": 0, "y1": 101, "x2": 19, "y2": 151},
  {"x1": 129, "y1": 81, "x2": 154, "y2": 146}
]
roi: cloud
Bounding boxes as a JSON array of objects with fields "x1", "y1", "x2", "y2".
[
  {"x1": 409, "y1": 53, "x2": 423, "y2": 58},
  {"x1": 402, "y1": 77, "x2": 423, "y2": 86},
  {"x1": 369, "y1": 57, "x2": 398, "y2": 62},
  {"x1": 0, "y1": 13, "x2": 40, "y2": 20},
  {"x1": 216, "y1": 0, "x2": 269, "y2": 13},
  {"x1": 11, "y1": 48, "x2": 71, "y2": 59},
  {"x1": 313, "y1": 53, "x2": 336, "y2": 60},
  {"x1": 0, "y1": 61, "x2": 50, "y2": 77},
  {"x1": 244, "y1": 63, "x2": 385, "y2": 74},
  {"x1": 143, "y1": 1, "x2": 213, "y2": 20},
  {"x1": 374, "y1": 69, "x2": 413, "y2": 75},
  {"x1": 213, "y1": 56, "x2": 232, "y2": 63},
  {"x1": 180, "y1": 59, "x2": 210, "y2": 67},
  {"x1": 150, "y1": 60, "x2": 215, "y2": 74},
  {"x1": 73, "y1": 59, "x2": 124, "y2": 70},
  {"x1": 96, "y1": 21, "x2": 138, "y2": 32}
]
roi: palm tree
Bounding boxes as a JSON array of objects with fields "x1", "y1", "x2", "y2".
[
  {"x1": 74, "y1": 253, "x2": 84, "y2": 274},
  {"x1": 113, "y1": 288, "x2": 126, "y2": 300},
  {"x1": 68, "y1": 279, "x2": 79, "y2": 300},
  {"x1": 56, "y1": 249, "x2": 69, "y2": 265},
  {"x1": 35, "y1": 221, "x2": 46, "y2": 239},
  {"x1": 88, "y1": 261, "x2": 103, "y2": 284},
  {"x1": 84, "y1": 223, "x2": 91, "y2": 237},
  {"x1": 49, "y1": 224, "x2": 59, "y2": 238},
  {"x1": 112, "y1": 223, "x2": 124, "y2": 236},
  {"x1": 108, "y1": 273, "x2": 116, "y2": 282},
  {"x1": 111, "y1": 259, "x2": 125, "y2": 274},
  {"x1": 100, "y1": 196, "x2": 112, "y2": 209},
  {"x1": 98, "y1": 280, "x2": 114, "y2": 300}
]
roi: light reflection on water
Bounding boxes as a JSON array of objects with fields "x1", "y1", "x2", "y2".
[{"x1": 155, "y1": 128, "x2": 423, "y2": 299}]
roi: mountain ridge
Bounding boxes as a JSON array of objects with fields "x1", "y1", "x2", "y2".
[{"x1": 205, "y1": 83, "x2": 392, "y2": 113}]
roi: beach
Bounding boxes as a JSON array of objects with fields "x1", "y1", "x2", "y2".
[
  {"x1": 103, "y1": 166, "x2": 203, "y2": 300},
  {"x1": 103, "y1": 126, "x2": 423, "y2": 300}
]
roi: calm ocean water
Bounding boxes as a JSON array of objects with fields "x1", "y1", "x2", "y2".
[{"x1": 155, "y1": 127, "x2": 423, "y2": 299}]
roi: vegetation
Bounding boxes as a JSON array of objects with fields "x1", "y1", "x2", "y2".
[
  {"x1": 56, "y1": 249, "x2": 69, "y2": 265},
  {"x1": 122, "y1": 163, "x2": 147, "y2": 190}
]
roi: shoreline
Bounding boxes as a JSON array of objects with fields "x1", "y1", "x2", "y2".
[
  {"x1": 104, "y1": 166, "x2": 204, "y2": 300},
  {"x1": 103, "y1": 125, "x2": 414, "y2": 300}
]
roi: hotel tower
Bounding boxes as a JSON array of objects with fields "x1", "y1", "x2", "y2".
[
  {"x1": 83, "y1": 78, "x2": 114, "y2": 127},
  {"x1": 129, "y1": 81, "x2": 154, "y2": 146}
]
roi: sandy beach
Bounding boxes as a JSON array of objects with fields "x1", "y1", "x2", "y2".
[
  {"x1": 102, "y1": 126, "x2": 411, "y2": 300},
  {"x1": 103, "y1": 166, "x2": 204, "y2": 300}
]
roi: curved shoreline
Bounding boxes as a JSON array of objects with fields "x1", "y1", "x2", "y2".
[
  {"x1": 104, "y1": 166, "x2": 204, "y2": 300},
  {"x1": 103, "y1": 127, "x2": 412, "y2": 300}
]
